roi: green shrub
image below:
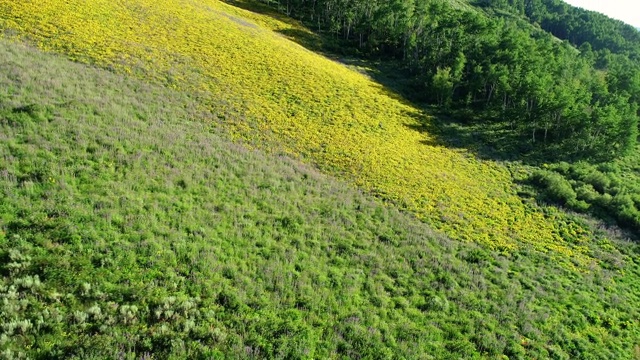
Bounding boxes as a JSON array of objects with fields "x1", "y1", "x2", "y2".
[
  {"x1": 550, "y1": 161, "x2": 572, "y2": 176},
  {"x1": 596, "y1": 193, "x2": 614, "y2": 209},
  {"x1": 532, "y1": 170, "x2": 577, "y2": 206},
  {"x1": 611, "y1": 194, "x2": 635, "y2": 212},
  {"x1": 567, "y1": 199, "x2": 590, "y2": 212},
  {"x1": 575, "y1": 184, "x2": 599, "y2": 203},
  {"x1": 583, "y1": 171, "x2": 611, "y2": 194},
  {"x1": 567, "y1": 162, "x2": 593, "y2": 181},
  {"x1": 616, "y1": 205, "x2": 640, "y2": 230},
  {"x1": 596, "y1": 162, "x2": 620, "y2": 173}
]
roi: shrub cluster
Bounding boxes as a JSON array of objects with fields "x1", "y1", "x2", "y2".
[{"x1": 531, "y1": 161, "x2": 640, "y2": 232}]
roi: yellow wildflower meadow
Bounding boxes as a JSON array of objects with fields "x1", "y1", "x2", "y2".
[{"x1": 0, "y1": 0, "x2": 598, "y2": 266}]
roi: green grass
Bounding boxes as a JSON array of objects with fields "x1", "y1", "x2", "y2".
[
  {"x1": 0, "y1": 0, "x2": 607, "y2": 263},
  {"x1": 1, "y1": 39, "x2": 640, "y2": 359}
]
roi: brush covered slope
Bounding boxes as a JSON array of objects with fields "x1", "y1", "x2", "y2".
[
  {"x1": 0, "y1": 0, "x2": 609, "y2": 266},
  {"x1": 1, "y1": 38, "x2": 639, "y2": 360},
  {"x1": 1, "y1": 1, "x2": 640, "y2": 359}
]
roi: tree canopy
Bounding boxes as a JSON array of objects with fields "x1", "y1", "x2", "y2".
[{"x1": 259, "y1": 0, "x2": 640, "y2": 161}]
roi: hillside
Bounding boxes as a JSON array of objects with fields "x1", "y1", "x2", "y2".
[
  {"x1": 253, "y1": 0, "x2": 640, "y2": 162},
  {"x1": 1, "y1": 0, "x2": 640, "y2": 358},
  {"x1": 0, "y1": 0, "x2": 610, "y2": 264},
  {"x1": 2, "y1": 34, "x2": 640, "y2": 360},
  {"x1": 250, "y1": 0, "x2": 640, "y2": 237}
]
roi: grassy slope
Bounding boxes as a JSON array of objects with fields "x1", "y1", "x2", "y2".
[
  {"x1": 1, "y1": 38, "x2": 640, "y2": 360},
  {"x1": 0, "y1": 0, "x2": 608, "y2": 266},
  {"x1": 1, "y1": 0, "x2": 640, "y2": 357}
]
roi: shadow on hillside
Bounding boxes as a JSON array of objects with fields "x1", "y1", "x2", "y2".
[
  {"x1": 276, "y1": 28, "x2": 325, "y2": 53},
  {"x1": 222, "y1": 0, "x2": 328, "y2": 53},
  {"x1": 221, "y1": 0, "x2": 330, "y2": 54},
  {"x1": 222, "y1": 0, "x2": 297, "y2": 27},
  {"x1": 405, "y1": 111, "x2": 540, "y2": 162},
  {"x1": 222, "y1": 0, "x2": 542, "y2": 164}
]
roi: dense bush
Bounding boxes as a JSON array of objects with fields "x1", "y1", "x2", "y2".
[
  {"x1": 530, "y1": 161, "x2": 640, "y2": 232},
  {"x1": 531, "y1": 170, "x2": 577, "y2": 206}
]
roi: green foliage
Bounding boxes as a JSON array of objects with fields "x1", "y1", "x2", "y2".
[
  {"x1": 1, "y1": 0, "x2": 609, "y2": 261},
  {"x1": 531, "y1": 170, "x2": 577, "y2": 206},
  {"x1": 583, "y1": 171, "x2": 611, "y2": 194},
  {"x1": 256, "y1": 0, "x2": 640, "y2": 161},
  {"x1": 530, "y1": 158, "x2": 640, "y2": 232},
  {"x1": 432, "y1": 67, "x2": 455, "y2": 107},
  {"x1": 0, "y1": 39, "x2": 639, "y2": 359}
]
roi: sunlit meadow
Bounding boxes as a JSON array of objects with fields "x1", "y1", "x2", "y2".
[
  {"x1": 2, "y1": 3, "x2": 640, "y2": 357},
  {"x1": 0, "y1": 0, "x2": 602, "y2": 265}
]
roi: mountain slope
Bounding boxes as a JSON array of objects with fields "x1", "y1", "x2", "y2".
[
  {"x1": 1, "y1": 37, "x2": 640, "y2": 360},
  {"x1": 0, "y1": 0, "x2": 611, "y2": 266}
]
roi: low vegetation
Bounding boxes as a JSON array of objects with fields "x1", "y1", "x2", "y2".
[
  {"x1": 2, "y1": 0, "x2": 640, "y2": 358},
  {"x1": 1, "y1": 37, "x2": 639, "y2": 360},
  {"x1": 530, "y1": 155, "x2": 640, "y2": 233},
  {"x1": 0, "y1": 0, "x2": 609, "y2": 264}
]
